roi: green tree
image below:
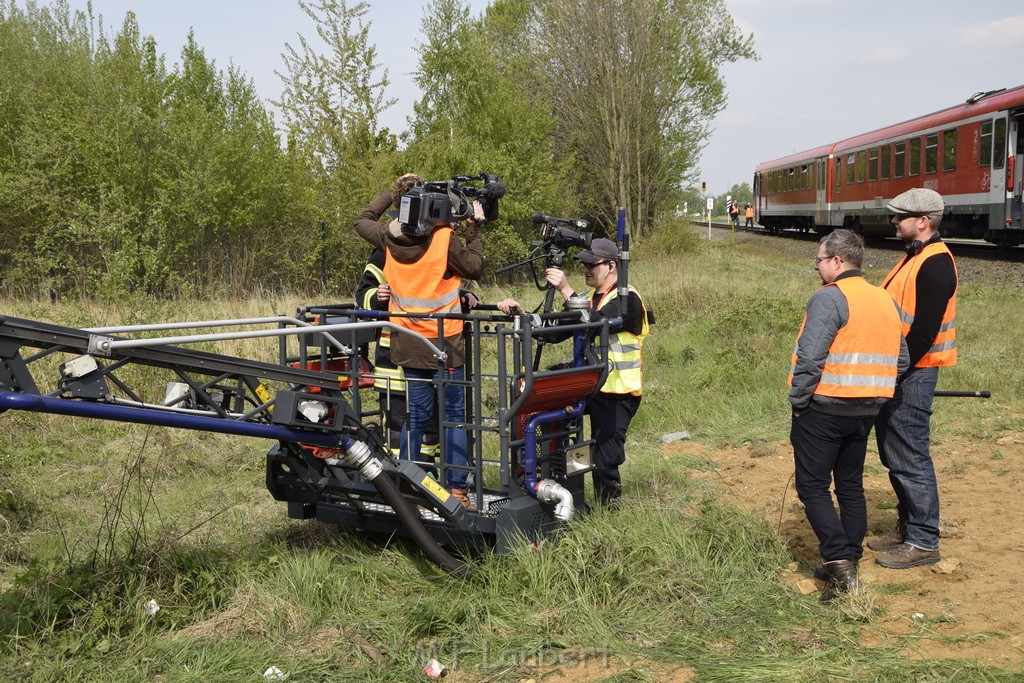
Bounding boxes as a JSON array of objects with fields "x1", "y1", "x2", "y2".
[
  {"x1": 0, "y1": 1, "x2": 311, "y2": 297},
  {"x1": 528, "y1": 0, "x2": 756, "y2": 239},
  {"x1": 275, "y1": 0, "x2": 398, "y2": 290},
  {"x1": 405, "y1": 0, "x2": 568, "y2": 273}
]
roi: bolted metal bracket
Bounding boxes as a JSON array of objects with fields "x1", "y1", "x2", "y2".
[{"x1": 88, "y1": 334, "x2": 114, "y2": 357}]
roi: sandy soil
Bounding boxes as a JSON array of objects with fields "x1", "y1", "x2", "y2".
[{"x1": 673, "y1": 426, "x2": 1024, "y2": 671}]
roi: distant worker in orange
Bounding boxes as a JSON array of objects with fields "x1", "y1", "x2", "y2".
[
  {"x1": 744, "y1": 203, "x2": 754, "y2": 228},
  {"x1": 728, "y1": 200, "x2": 740, "y2": 229}
]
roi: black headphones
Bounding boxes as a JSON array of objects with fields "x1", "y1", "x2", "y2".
[{"x1": 905, "y1": 234, "x2": 940, "y2": 256}]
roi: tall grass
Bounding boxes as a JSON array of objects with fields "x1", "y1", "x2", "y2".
[{"x1": 1, "y1": 227, "x2": 1021, "y2": 680}]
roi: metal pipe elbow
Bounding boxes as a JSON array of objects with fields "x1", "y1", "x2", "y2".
[{"x1": 535, "y1": 479, "x2": 575, "y2": 521}]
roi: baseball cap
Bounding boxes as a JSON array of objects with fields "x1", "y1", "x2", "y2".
[{"x1": 574, "y1": 238, "x2": 619, "y2": 264}]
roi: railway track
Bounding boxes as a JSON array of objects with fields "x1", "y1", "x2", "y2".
[
  {"x1": 694, "y1": 220, "x2": 1024, "y2": 263},
  {"x1": 691, "y1": 220, "x2": 1024, "y2": 288}
]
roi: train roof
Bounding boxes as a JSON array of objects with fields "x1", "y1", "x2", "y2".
[
  {"x1": 754, "y1": 84, "x2": 1024, "y2": 171},
  {"x1": 754, "y1": 143, "x2": 835, "y2": 172}
]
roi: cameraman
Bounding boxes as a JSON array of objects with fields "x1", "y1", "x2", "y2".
[
  {"x1": 353, "y1": 174, "x2": 484, "y2": 510},
  {"x1": 497, "y1": 238, "x2": 649, "y2": 506}
]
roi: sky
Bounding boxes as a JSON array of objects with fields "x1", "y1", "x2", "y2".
[{"x1": 55, "y1": 0, "x2": 1024, "y2": 195}]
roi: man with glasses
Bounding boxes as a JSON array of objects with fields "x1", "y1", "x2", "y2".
[
  {"x1": 789, "y1": 229, "x2": 908, "y2": 601},
  {"x1": 497, "y1": 238, "x2": 649, "y2": 506},
  {"x1": 869, "y1": 188, "x2": 958, "y2": 569}
]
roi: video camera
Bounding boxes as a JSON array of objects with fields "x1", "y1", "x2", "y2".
[
  {"x1": 398, "y1": 171, "x2": 506, "y2": 237},
  {"x1": 531, "y1": 212, "x2": 593, "y2": 251}
]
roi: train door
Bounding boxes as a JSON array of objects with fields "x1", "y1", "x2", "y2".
[
  {"x1": 1012, "y1": 111, "x2": 1024, "y2": 232},
  {"x1": 815, "y1": 158, "x2": 827, "y2": 228}
]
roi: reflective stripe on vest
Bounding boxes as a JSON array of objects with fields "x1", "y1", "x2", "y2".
[
  {"x1": 384, "y1": 227, "x2": 462, "y2": 340},
  {"x1": 788, "y1": 277, "x2": 903, "y2": 399},
  {"x1": 591, "y1": 286, "x2": 649, "y2": 396},
  {"x1": 373, "y1": 364, "x2": 406, "y2": 392},
  {"x1": 881, "y1": 241, "x2": 957, "y2": 367},
  {"x1": 360, "y1": 262, "x2": 385, "y2": 310}
]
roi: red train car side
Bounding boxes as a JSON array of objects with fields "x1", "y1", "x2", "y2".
[{"x1": 753, "y1": 86, "x2": 1024, "y2": 246}]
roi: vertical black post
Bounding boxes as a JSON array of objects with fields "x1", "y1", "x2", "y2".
[
  {"x1": 320, "y1": 220, "x2": 328, "y2": 292},
  {"x1": 617, "y1": 207, "x2": 629, "y2": 318}
]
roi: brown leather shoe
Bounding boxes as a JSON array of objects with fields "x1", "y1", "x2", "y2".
[
  {"x1": 448, "y1": 487, "x2": 476, "y2": 511},
  {"x1": 867, "y1": 520, "x2": 906, "y2": 552},
  {"x1": 875, "y1": 543, "x2": 940, "y2": 569}
]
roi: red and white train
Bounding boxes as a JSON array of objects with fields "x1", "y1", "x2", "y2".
[{"x1": 753, "y1": 85, "x2": 1024, "y2": 247}]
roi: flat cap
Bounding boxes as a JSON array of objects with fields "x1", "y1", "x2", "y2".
[
  {"x1": 886, "y1": 188, "x2": 944, "y2": 215},
  {"x1": 575, "y1": 238, "x2": 619, "y2": 264}
]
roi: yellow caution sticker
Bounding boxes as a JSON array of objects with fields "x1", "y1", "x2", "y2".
[
  {"x1": 255, "y1": 384, "x2": 272, "y2": 407},
  {"x1": 421, "y1": 476, "x2": 449, "y2": 502}
]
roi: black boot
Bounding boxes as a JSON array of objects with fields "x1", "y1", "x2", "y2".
[{"x1": 820, "y1": 559, "x2": 861, "y2": 602}]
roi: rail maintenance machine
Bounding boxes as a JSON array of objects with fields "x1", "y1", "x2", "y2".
[{"x1": 0, "y1": 226, "x2": 623, "y2": 576}]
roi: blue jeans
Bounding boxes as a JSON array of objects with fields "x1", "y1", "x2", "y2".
[
  {"x1": 401, "y1": 366, "x2": 468, "y2": 489},
  {"x1": 874, "y1": 367, "x2": 940, "y2": 551},
  {"x1": 791, "y1": 409, "x2": 873, "y2": 562}
]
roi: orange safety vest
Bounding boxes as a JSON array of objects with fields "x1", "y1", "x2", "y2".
[
  {"x1": 789, "y1": 277, "x2": 903, "y2": 399},
  {"x1": 745, "y1": 206, "x2": 754, "y2": 219},
  {"x1": 384, "y1": 227, "x2": 462, "y2": 340},
  {"x1": 881, "y1": 241, "x2": 957, "y2": 368}
]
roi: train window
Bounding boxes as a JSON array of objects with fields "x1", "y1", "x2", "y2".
[
  {"x1": 856, "y1": 151, "x2": 866, "y2": 183},
  {"x1": 925, "y1": 133, "x2": 938, "y2": 174},
  {"x1": 881, "y1": 144, "x2": 891, "y2": 180},
  {"x1": 869, "y1": 148, "x2": 879, "y2": 182},
  {"x1": 818, "y1": 159, "x2": 825, "y2": 189},
  {"x1": 942, "y1": 128, "x2": 957, "y2": 172},
  {"x1": 802, "y1": 164, "x2": 809, "y2": 190},
  {"x1": 834, "y1": 159, "x2": 841, "y2": 189},
  {"x1": 993, "y1": 118, "x2": 1006, "y2": 169},
  {"x1": 847, "y1": 154, "x2": 855, "y2": 184},
  {"x1": 894, "y1": 141, "x2": 905, "y2": 178},
  {"x1": 980, "y1": 121, "x2": 993, "y2": 166},
  {"x1": 908, "y1": 138, "x2": 921, "y2": 176}
]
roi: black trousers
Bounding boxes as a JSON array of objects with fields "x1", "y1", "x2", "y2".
[
  {"x1": 588, "y1": 392, "x2": 641, "y2": 505},
  {"x1": 790, "y1": 408, "x2": 873, "y2": 562}
]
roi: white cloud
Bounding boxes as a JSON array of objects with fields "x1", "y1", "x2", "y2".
[{"x1": 952, "y1": 16, "x2": 1024, "y2": 51}]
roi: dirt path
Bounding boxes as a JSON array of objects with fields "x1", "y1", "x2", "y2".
[{"x1": 672, "y1": 425, "x2": 1024, "y2": 670}]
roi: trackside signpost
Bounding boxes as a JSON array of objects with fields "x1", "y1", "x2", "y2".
[{"x1": 706, "y1": 197, "x2": 713, "y2": 238}]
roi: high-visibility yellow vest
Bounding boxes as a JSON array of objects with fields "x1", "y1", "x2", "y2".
[
  {"x1": 590, "y1": 286, "x2": 649, "y2": 396},
  {"x1": 384, "y1": 227, "x2": 462, "y2": 340},
  {"x1": 359, "y1": 259, "x2": 400, "y2": 388},
  {"x1": 881, "y1": 241, "x2": 957, "y2": 368},
  {"x1": 788, "y1": 277, "x2": 903, "y2": 399},
  {"x1": 360, "y1": 261, "x2": 385, "y2": 310}
]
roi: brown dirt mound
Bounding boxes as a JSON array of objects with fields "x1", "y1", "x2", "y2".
[{"x1": 672, "y1": 430, "x2": 1024, "y2": 670}]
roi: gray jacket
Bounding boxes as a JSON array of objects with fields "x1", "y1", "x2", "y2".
[{"x1": 789, "y1": 271, "x2": 909, "y2": 417}]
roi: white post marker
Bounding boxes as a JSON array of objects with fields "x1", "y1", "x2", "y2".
[{"x1": 706, "y1": 197, "x2": 714, "y2": 239}]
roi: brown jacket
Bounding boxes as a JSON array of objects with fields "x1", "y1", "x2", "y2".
[{"x1": 353, "y1": 190, "x2": 483, "y2": 368}]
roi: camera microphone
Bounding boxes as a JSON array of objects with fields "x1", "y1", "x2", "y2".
[{"x1": 531, "y1": 212, "x2": 588, "y2": 229}]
